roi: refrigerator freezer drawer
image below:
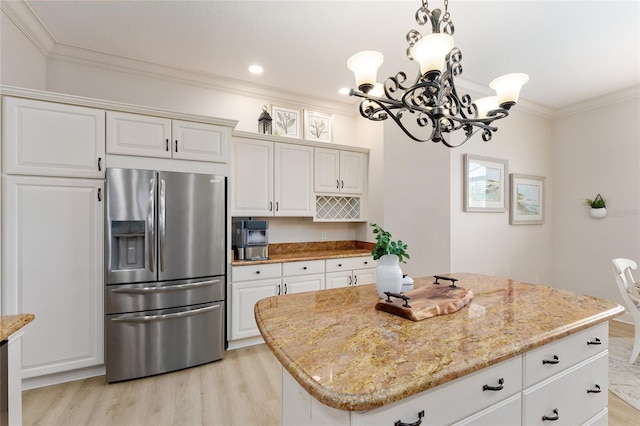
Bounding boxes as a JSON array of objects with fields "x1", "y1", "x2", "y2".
[
  {"x1": 105, "y1": 301, "x2": 224, "y2": 383},
  {"x1": 105, "y1": 276, "x2": 224, "y2": 314}
]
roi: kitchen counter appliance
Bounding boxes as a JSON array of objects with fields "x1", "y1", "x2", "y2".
[
  {"x1": 105, "y1": 168, "x2": 226, "y2": 383},
  {"x1": 233, "y1": 220, "x2": 269, "y2": 261}
]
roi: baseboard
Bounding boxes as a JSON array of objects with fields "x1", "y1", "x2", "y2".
[
  {"x1": 227, "y1": 336, "x2": 265, "y2": 350},
  {"x1": 22, "y1": 365, "x2": 105, "y2": 391}
]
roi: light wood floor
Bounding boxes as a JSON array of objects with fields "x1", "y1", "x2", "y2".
[{"x1": 22, "y1": 321, "x2": 639, "y2": 426}]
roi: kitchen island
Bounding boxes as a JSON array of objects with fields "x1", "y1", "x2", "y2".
[
  {"x1": 255, "y1": 273, "x2": 624, "y2": 425},
  {"x1": 0, "y1": 313, "x2": 34, "y2": 426}
]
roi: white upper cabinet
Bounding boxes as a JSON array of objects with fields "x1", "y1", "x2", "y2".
[
  {"x1": 3, "y1": 97, "x2": 106, "y2": 178},
  {"x1": 107, "y1": 111, "x2": 229, "y2": 163},
  {"x1": 232, "y1": 137, "x2": 313, "y2": 217},
  {"x1": 314, "y1": 148, "x2": 365, "y2": 194}
]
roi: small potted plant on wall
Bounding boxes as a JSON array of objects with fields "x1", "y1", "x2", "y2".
[
  {"x1": 585, "y1": 194, "x2": 607, "y2": 219},
  {"x1": 370, "y1": 223, "x2": 410, "y2": 298}
]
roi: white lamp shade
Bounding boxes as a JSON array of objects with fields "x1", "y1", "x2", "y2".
[
  {"x1": 347, "y1": 51, "x2": 384, "y2": 91},
  {"x1": 474, "y1": 96, "x2": 499, "y2": 119},
  {"x1": 489, "y1": 73, "x2": 529, "y2": 106},
  {"x1": 411, "y1": 33, "x2": 454, "y2": 75},
  {"x1": 363, "y1": 83, "x2": 384, "y2": 110}
]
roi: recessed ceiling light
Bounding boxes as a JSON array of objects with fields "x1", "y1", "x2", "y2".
[
  {"x1": 338, "y1": 87, "x2": 351, "y2": 95},
  {"x1": 249, "y1": 65, "x2": 263, "y2": 74}
]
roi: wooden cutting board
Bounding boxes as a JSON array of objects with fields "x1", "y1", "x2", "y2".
[{"x1": 375, "y1": 284, "x2": 474, "y2": 321}]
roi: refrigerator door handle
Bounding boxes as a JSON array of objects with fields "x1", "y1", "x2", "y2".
[
  {"x1": 111, "y1": 305, "x2": 220, "y2": 323},
  {"x1": 147, "y1": 176, "x2": 156, "y2": 273},
  {"x1": 111, "y1": 279, "x2": 221, "y2": 294},
  {"x1": 159, "y1": 178, "x2": 167, "y2": 272}
]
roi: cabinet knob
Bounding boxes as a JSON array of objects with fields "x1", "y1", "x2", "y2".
[
  {"x1": 587, "y1": 337, "x2": 602, "y2": 345},
  {"x1": 587, "y1": 384, "x2": 601, "y2": 393},
  {"x1": 97, "y1": 188, "x2": 102, "y2": 202},
  {"x1": 175, "y1": 139, "x2": 178, "y2": 152},
  {"x1": 336, "y1": 180, "x2": 340, "y2": 189},
  {"x1": 303, "y1": 266, "x2": 307, "y2": 270},
  {"x1": 165, "y1": 139, "x2": 169, "y2": 151},
  {"x1": 256, "y1": 270, "x2": 260, "y2": 274},
  {"x1": 364, "y1": 261, "x2": 368, "y2": 265},
  {"x1": 542, "y1": 355, "x2": 559, "y2": 365},
  {"x1": 97, "y1": 157, "x2": 102, "y2": 171},
  {"x1": 341, "y1": 180, "x2": 344, "y2": 189},
  {"x1": 338, "y1": 263, "x2": 342, "y2": 267}
]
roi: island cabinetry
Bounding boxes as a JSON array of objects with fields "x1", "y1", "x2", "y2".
[
  {"x1": 283, "y1": 355, "x2": 523, "y2": 426},
  {"x1": 521, "y1": 323, "x2": 609, "y2": 425},
  {"x1": 325, "y1": 256, "x2": 376, "y2": 289},
  {"x1": 314, "y1": 148, "x2": 365, "y2": 194},
  {"x1": 106, "y1": 111, "x2": 229, "y2": 162},
  {"x1": 3, "y1": 96, "x2": 105, "y2": 178},
  {"x1": 231, "y1": 137, "x2": 313, "y2": 216}
]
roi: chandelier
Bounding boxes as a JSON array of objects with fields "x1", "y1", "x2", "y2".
[{"x1": 346, "y1": 0, "x2": 529, "y2": 148}]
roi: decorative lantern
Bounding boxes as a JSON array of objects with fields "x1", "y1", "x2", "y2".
[{"x1": 258, "y1": 106, "x2": 272, "y2": 135}]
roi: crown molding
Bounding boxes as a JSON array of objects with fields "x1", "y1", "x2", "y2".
[
  {"x1": 0, "y1": 0, "x2": 55, "y2": 55},
  {"x1": 47, "y1": 43, "x2": 357, "y2": 116},
  {"x1": 554, "y1": 85, "x2": 640, "y2": 119}
]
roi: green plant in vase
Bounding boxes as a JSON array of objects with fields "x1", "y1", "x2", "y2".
[{"x1": 370, "y1": 223, "x2": 410, "y2": 263}]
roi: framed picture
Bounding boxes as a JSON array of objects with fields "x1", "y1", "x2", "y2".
[
  {"x1": 463, "y1": 154, "x2": 508, "y2": 212},
  {"x1": 510, "y1": 174, "x2": 545, "y2": 225},
  {"x1": 304, "y1": 110, "x2": 332, "y2": 142},
  {"x1": 272, "y1": 105, "x2": 301, "y2": 138}
]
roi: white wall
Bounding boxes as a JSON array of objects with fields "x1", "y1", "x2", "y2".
[
  {"x1": 551, "y1": 90, "x2": 640, "y2": 321},
  {"x1": 450, "y1": 107, "x2": 553, "y2": 285},
  {"x1": 0, "y1": 9, "x2": 46, "y2": 88}
]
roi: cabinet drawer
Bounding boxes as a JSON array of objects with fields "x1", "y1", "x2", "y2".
[
  {"x1": 522, "y1": 350, "x2": 608, "y2": 426},
  {"x1": 282, "y1": 260, "x2": 325, "y2": 276},
  {"x1": 232, "y1": 263, "x2": 282, "y2": 282},
  {"x1": 325, "y1": 256, "x2": 376, "y2": 272},
  {"x1": 451, "y1": 393, "x2": 521, "y2": 426},
  {"x1": 524, "y1": 322, "x2": 608, "y2": 387},
  {"x1": 352, "y1": 355, "x2": 522, "y2": 426}
]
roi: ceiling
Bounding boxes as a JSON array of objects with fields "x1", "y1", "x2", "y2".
[{"x1": 22, "y1": 0, "x2": 640, "y2": 110}]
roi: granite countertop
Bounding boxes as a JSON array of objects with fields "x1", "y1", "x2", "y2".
[
  {"x1": 0, "y1": 314, "x2": 35, "y2": 341},
  {"x1": 254, "y1": 273, "x2": 624, "y2": 412},
  {"x1": 232, "y1": 240, "x2": 375, "y2": 266}
]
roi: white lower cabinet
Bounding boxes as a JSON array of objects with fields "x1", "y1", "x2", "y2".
[
  {"x1": 230, "y1": 260, "x2": 325, "y2": 342},
  {"x1": 280, "y1": 323, "x2": 610, "y2": 426},
  {"x1": 325, "y1": 256, "x2": 376, "y2": 289},
  {"x1": 2, "y1": 175, "x2": 104, "y2": 378}
]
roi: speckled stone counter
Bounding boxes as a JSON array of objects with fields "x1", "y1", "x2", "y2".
[
  {"x1": 255, "y1": 273, "x2": 624, "y2": 411},
  {"x1": 232, "y1": 240, "x2": 375, "y2": 266},
  {"x1": 0, "y1": 313, "x2": 34, "y2": 341}
]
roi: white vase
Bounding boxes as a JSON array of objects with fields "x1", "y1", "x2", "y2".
[
  {"x1": 375, "y1": 254, "x2": 403, "y2": 298},
  {"x1": 590, "y1": 207, "x2": 607, "y2": 219}
]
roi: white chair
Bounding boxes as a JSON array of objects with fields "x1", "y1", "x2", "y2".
[{"x1": 612, "y1": 258, "x2": 640, "y2": 364}]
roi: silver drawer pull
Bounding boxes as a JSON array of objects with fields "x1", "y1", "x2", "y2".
[
  {"x1": 112, "y1": 305, "x2": 219, "y2": 322},
  {"x1": 482, "y1": 378, "x2": 504, "y2": 391},
  {"x1": 112, "y1": 280, "x2": 220, "y2": 294},
  {"x1": 542, "y1": 355, "x2": 559, "y2": 365}
]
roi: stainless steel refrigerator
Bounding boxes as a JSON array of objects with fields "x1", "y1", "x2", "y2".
[{"x1": 105, "y1": 168, "x2": 226, "y2": 383}]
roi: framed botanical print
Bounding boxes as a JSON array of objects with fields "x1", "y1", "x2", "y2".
[
  {"x1": 463, "y1": 154, "x2": 508, "y2": 212},
  {"x1": 510, "y1": 174, "x2": 545, "y2": 225},
  {"x1": 272, "y1": 105, "x2": 301, "y2": 138},
  {"x1": 304, "y1": 110, "x2": 332, "y2": 142}
]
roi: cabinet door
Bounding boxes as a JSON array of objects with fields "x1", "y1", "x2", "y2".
[
  {"x1": 314, "y1": 148, "x2": 340, "y2": 193},
  {"x1": 284, "y1": 274, "x2": 325, "y2": 294},
  {"x1": 3, "y1": 97, "x2": 106, "y2": 178},
  {"x1": 339, "y1": 151, "x2": 365, "y2": 194},
  {"x1": 106, "y1": 111, "x2": 171, "y2": 158},
  {"x1": 3, "y1": 176, "x2": 104, "y2": 377},
  {"x1": 275, "y1": 144, "x2": 314, "y2": 216},
  {"x1": 325, "y1": 271, "x2": 352, "y2": 289},
  {"x1": 231, "y1": 138, "x2": 274, "y2": 216},
  {"x1": 353, "y1": 268, "x2": 376, "y2": 286},
  {"x1": 231, "y1": 278, "x2": 280, "y2": 340},
  {"x1": 172, "y1": 120, "x2": 229, "y2": 163}
]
